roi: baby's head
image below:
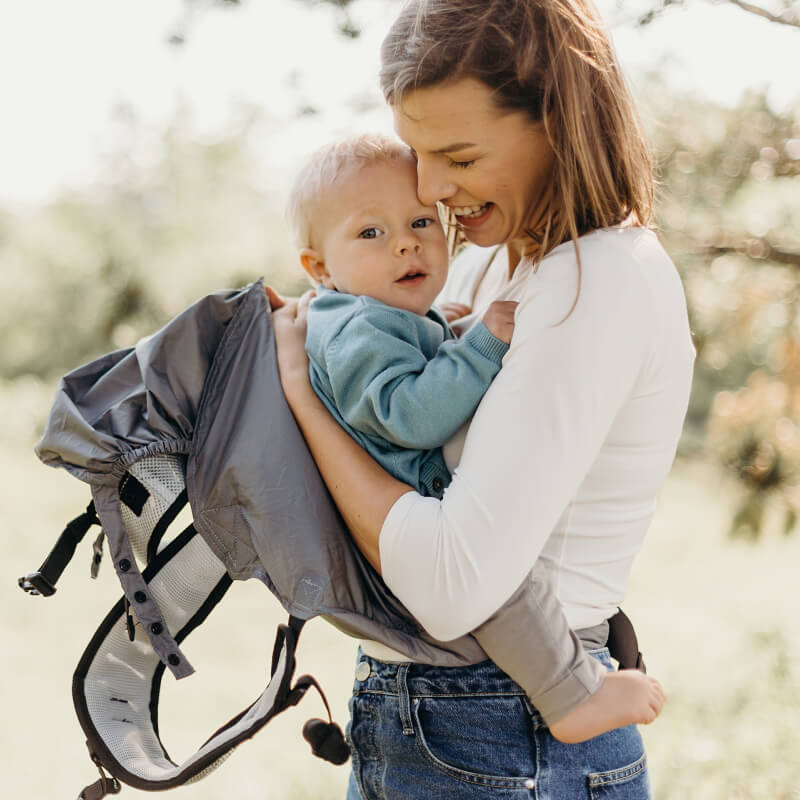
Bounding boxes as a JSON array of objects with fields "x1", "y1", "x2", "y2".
[{"x1": 287, "y1": 133, "x2": 449, "y2": 316}]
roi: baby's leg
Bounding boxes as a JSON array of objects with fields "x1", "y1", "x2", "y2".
[{"x1": 470, "y1": 562, "x2": 664, "y2": 744}]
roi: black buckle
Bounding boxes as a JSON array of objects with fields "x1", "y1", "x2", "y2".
[
  {"x1": 77, "y1": 753, "x2": 122, "y2": 799},
  {"x1": 18, "y1": 571, "x2": 57, "y2": 597}
]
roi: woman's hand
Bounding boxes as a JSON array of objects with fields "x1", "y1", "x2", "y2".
[
  {"x1": 264, "y1": 284, "x2": 410, "y2": 573},
  {"x1": 267, "y1": 286, "x2": 317, "y2": 411},
  {"x1": 438, "y1": 301, "x2": 472, "y2": 324},
  {"x1": 438, "y1": 301, "x2": 472, "y2": 337}
]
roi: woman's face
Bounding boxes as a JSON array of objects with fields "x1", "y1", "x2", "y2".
[{"x1": 393, "y1": 78, "x2": 555, "y2": 252}]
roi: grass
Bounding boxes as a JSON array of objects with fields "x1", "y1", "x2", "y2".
[{"x1": 2, "y1": 379, "x2": 798, "y2": 798}]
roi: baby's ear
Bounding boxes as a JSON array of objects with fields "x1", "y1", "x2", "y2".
[{"x1": 300, "y1": 248, "x2": 333, "y2": 287}]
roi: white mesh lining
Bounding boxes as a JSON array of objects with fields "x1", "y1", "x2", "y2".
[
  {"x1": 82, "y1": 532, "x2": 286, "y2": 782},
  {"x1": 120, "y1": 455, "x2": 186, "y2": 565}
]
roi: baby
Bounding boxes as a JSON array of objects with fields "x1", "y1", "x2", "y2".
[{"x1": 286, "y1": 133, "x2": 664, "y2": 743}]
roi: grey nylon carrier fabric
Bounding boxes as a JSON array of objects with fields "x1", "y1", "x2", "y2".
[{"x1": 36, "y1": 280, "x2": 487, "y2": 673}]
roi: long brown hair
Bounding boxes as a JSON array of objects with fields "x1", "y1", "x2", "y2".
[{"x1": 380, "y1": 0, "x2": 654, "y2": 266}]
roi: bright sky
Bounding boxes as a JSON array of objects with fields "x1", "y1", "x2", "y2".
[{"x1": 1, "y1": 0, "x2": 797, "y2": 208}]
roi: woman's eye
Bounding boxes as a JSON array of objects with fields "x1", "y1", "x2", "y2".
[
  {"x1": 411, "y1": 217, "x2": 434, "y2": 229},
  {"x1": 359, "y1": 227, "x2": 381, "y2": 239},
  {"x1": 447, "y1": 158, "x2": 475, "y2": 169}
]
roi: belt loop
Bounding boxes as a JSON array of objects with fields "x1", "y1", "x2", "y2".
[{"x1": 397, "y1": 664, "x2": 414, "y2": 736}]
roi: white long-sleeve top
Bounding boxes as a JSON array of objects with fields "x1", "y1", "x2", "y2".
[{"x1": 379, "y1": 225, "x2": 695, "y2": 643}]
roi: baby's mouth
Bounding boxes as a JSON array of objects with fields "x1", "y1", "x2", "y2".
[{"x1": 396, "y1": 269, "x2": 427, "y2": 284}]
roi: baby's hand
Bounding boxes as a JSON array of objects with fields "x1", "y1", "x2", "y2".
[{"x1": 481, "y1": 300, "x2": 518, "y2": 344}]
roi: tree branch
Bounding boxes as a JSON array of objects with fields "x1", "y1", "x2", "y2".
[
  {"x1": 701, "y1": 238, "x2": 800, "y2": 267},
  {"x1": 724, "y1": 0, "x2": 800, "y2": 27}
]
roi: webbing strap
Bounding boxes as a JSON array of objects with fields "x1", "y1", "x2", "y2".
[
  {"x1": 17, "y1": 501, "x2": 100, "y2": 596},
  {"x1": 607, "y1": 607, "x2": 647, "y2": 673},
  {"x1": 78, "y1": 754, "x2": 121, "y2": 800},
  {"x1": 76, "y1": 611, "x2": 329, "y2": 791}
]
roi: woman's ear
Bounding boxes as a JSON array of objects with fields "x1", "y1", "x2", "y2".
[{"x1": 300, "y1": 248, "x2": 335, "y2": 288}]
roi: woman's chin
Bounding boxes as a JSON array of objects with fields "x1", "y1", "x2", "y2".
[{"x1": 460, "y1": 227, "x2": 504, "y2": 248}]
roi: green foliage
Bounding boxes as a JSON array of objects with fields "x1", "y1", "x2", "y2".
[
  {"x1": 0, "y1": 107, "x2": 307, "y2": 381},
  {"x1": 646, "y1": 86, "x2": 800, "y2": 536}
]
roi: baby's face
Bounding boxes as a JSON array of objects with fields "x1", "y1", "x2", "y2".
[{"x1": 311, "y1": 156, "x2": 450, "y2": 316}]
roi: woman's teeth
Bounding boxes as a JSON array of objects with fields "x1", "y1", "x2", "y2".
[{"x1": 453, "y1": 203, "x2": 490, "y2": 218}]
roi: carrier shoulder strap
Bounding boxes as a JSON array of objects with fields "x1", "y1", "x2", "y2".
[{"x1": 18, "y1": 501, "x2": 101, "y2": 596}]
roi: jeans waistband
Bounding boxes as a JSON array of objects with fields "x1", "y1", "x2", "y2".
[{"x1": 353, "y1": 647, "x2": 611, "y2": 698}]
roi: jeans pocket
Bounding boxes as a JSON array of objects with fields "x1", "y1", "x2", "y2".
[
  {"x1": 588, "y1": 753, "x2": 650, "y2": 800},
  {"x1": 412, "y1": 695, "x2": 536, "y2": 790}
]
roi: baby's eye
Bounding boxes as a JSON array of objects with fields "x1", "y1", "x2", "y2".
[
  {"x1": 359, "y1": 227, "x2": 382, "y2": 239},
  {"x1": 411, "y1": 217, "x2": 435, "y2": 229},
  {"x1": 447, "y1": 158, "x2": 475, "y2": 169}
]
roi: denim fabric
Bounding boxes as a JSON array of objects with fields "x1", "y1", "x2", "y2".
[{"x1": 345, "y1": 648, "x2": 650, "y2": 800}]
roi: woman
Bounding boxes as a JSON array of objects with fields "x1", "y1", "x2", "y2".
[{"x1": 271, "y1": 0, "x2": 695, "y2": 796}]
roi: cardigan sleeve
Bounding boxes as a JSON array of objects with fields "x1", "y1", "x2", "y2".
[{"x1": 325, "y1": 305, "x2": 508, "y2": 451}]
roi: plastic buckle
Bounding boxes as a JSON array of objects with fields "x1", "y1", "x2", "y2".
[
  {"x1": 77, "y1": 753, "x2": 122, "y2": 800},
  {"x1": 17, "y1": 571, "x2": 56, "y2": 597}
]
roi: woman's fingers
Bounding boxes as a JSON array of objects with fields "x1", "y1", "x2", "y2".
[
  {"x1": 438, "y1": 301, "x2": 473, "y2": 323},
  {"x1": 297, "y1": 288, "x2": 317, "y2": 320},
  {"x1": 264, "y1": 285, "x2": 287, "y2": 310},
  {"x1": 271, "y1": 295, "x2": 314, "y2": 407}
]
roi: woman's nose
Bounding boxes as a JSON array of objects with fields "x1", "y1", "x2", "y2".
[{"x1": 416, "y1": 158, "x2": 457, "y2": 206}]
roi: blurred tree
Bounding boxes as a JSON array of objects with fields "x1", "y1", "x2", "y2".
[
  {"x1": 0, "y1": 105, "x2": 306, "y2": 381},
  {"x1": 636, "y1": 0, "x2": 800, "y2": 27},
  {"x1": 647, "y1": 85, "x2": 800, "y2": 538},
  {"x1": 168, "y1": 0, "x2": 369, "y2": 43}
]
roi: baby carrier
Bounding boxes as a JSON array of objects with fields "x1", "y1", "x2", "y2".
[{"x1": 19, "y1": 280, "x2": 489, "y2": 799}]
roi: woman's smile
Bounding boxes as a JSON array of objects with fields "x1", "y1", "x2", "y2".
[
  {"x1": 393, "y1": 78, "x2": 555, "y2": 256},
  {"x1": 451, "y1": 202, "x2": 494, "y2": 228}
]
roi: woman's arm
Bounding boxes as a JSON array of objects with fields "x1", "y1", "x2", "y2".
[
  {"x1": 270, "y1": 240, "x2": 689, "y2": 642},
  {"x1": 270, "y1": 290, "x2": 411, "y2": 572}
]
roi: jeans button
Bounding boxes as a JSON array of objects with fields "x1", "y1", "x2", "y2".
[
  {"x1": 355, "y1": 660, "x2": 371, "y2": 681},
  {"x1": 524, "y1": 778, "x2": 535, "y2": 790}
]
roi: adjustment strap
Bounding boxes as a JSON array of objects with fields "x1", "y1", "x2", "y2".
[
  {"x1": 289, "y1": 673, "x2": 335, "y2": 724},
  {"x1": 607, "y1": 607, "x2": 646, "y2": 673},
  {"x1": 77, "y1": 752, "x2": 121, "y2": 799},
  {"x1": 18, "y1": 501, "x2": 100, "y2": 596}
]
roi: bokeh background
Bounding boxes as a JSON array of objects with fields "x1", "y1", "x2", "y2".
[{"x1": 2, "y1": 1, "x2": 799, "y2": 797}]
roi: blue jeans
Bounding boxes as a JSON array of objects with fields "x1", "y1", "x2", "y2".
[{"x1": 345, "y1": 648, "x2": 650, "y2": 799}]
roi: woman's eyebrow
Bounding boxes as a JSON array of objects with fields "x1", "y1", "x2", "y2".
[{"x1": 429, "y1": 141, "x2": 478, "y2": 155}]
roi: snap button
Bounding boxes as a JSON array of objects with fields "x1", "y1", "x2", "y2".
[
  {"x1": 134, "y1": 591, "x2": 147, "y2": 603},
  {"x1": 150, "y1": 622, "x2": 164, "y2": 636},
  {"x1": 524, "y1": 778, "x2": 535, "y2": 790},
  {"x1": 355, "y1": 661, "x2": 371, "y2": 681},
  {"x1": 168, "y1": 654, "x2": 181, "y2": 667},
  {"x1": 432, "y1": 476, "x2": 444, "y2": 493},
  {"x1": 118, "y1": 558, "x2": 131, "y2": 572}
]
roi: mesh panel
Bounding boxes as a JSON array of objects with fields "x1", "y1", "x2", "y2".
[
  {"x1": 83, "y1": 533, "x2": 227, "y2": 779},
  {"x1": 83, "y1": 454, "x2": 290, "y2": 787},
  {"x1": 82, "y1": 534, "x2": 289, "y2": 785},
  {"x1": 120, "y1": 455, "x2": 187, "y2": 565}
]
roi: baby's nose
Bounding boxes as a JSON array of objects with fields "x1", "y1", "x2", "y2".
[{"x1": 395, "y1": 235, "x2": 422, "y2": 256}]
